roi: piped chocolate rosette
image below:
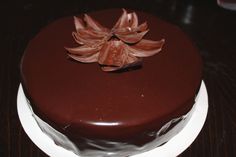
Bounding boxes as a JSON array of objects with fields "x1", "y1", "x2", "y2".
[{"x1": 65, "y1": 9, "x2": 165, "y2": 72}]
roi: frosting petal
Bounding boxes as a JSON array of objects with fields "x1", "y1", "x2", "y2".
[
  {"x1": 101, "y1": 55, "x2": 141, "y2": 72},
  {"x1": 98, "y1": 40, "x2": 142, "y2": 71},
  {"x1": 72, "y1": 32, "x2": 84, "y2": 45},
  {"x1": 128, "y1": 39, "x2": 165, "y2": 57},
  {"x1": 134, "y1": 22, "x2": 148, "y2": 32},
  {"x1": 115, "y1": 30, "x2": 149, "y2": 44},
  {"x1": 113, "y1": 9, "x2": 129, "y2": 29},
  {"x1": 74, "y1": 16, "x2": 85, "y2": 31},
  {"x1": 78, "y1": 29, "x2": 109, "y2": 39},
  {"x1": 68, "y1": 53, "x2": 99, "y2": 63},
  {"x1": 84, "y1": 14, "x2": 108, "y2": 32},
  {"x1": 128, "y1": 12, "x2": 138, "y2": 28},
  {"x1": 101, "y1": 66, "x2": 121, "y2": 72},
  {"x1": 113, "y1": 22, "x2": 148, "y2": 37},
  {"x1": 98, "y1": 40, "x2": 126, "y2": 67},
  {"x1": 72, "y1": 32, "x2": 102, "y2": 46},
  {"x1": 65, "y1": 45, "x2": 99, "y2": 56}
]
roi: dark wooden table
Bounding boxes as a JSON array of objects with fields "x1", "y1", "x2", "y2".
[{"x1": 1, "y1": 0, "x2": 236, "y2": 156}]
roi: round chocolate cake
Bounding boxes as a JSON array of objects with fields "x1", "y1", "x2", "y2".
[{"x1": 20, "y1": 9, "x2": 202, "y2": 156}]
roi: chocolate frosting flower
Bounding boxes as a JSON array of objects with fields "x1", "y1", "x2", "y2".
[{"x1": 65, "y1": 9, "x2": 165, "y2": 72}]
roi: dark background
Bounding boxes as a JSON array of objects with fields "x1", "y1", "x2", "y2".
[{"x1": 1, "y1": 0, "x2": 236, "y2": 156}]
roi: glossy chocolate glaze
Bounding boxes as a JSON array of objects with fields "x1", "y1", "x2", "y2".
[{"x1": 20, "y1": 9, "x2": 202, "y2": 154}]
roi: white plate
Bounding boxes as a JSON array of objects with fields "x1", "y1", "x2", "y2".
[{"x1": 17, "y1": 81, "x2": 208, "y2": 157}]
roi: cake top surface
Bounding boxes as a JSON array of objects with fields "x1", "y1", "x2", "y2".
[{"x1": 21, "y1": 9, "x2": 202, "y2": 139}]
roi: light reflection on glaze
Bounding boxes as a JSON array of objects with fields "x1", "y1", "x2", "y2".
[{"x1": 90, "y1": 121, "x2": 121, "y2": 126}]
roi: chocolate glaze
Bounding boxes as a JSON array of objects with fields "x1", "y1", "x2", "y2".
[{"x1": 20, "y1": 9, "x2": 202, "y2": 155}]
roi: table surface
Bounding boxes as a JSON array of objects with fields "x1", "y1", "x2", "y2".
[{"x1": 0, "y1": 0, "x2": 236, "y2": 157}]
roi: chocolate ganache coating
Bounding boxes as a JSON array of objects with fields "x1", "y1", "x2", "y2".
[{"x1": 20, "y1": 9, "x2": 202, "y2": 154}]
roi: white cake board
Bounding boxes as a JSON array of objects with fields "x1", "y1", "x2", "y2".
[{"x1": 17, "y1": 81, "x2": 208, "y2": 157}]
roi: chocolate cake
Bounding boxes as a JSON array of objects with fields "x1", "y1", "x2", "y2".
[{"x1": 20, "y1": 9, "x2": 202, "y2": 156}]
